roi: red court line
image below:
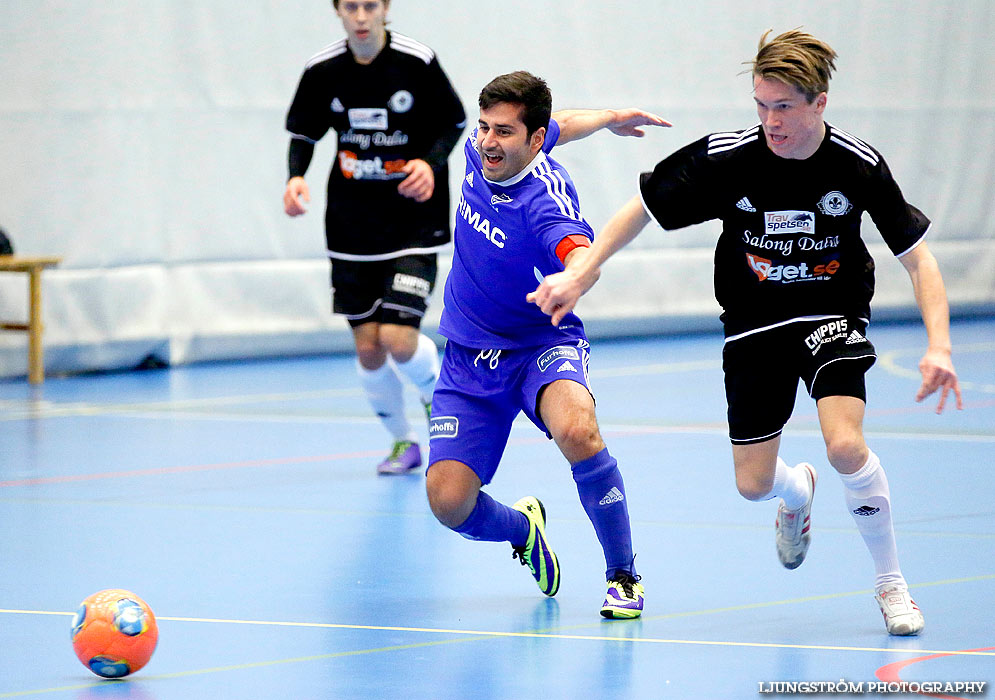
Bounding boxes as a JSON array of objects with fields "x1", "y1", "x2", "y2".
[
  {"x1": 876, "y1": 646, "x2": 994, "y2": 700},
  {"x1": 0, "y1": 450, "x2": 384, "y2": 488},
  {"x1": 0, "y1": 431, "x2": 578, "y2": 489}
]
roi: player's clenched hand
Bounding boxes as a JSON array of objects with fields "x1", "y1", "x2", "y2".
[
  {"x1": 607, "y1": 109, "x2": 672, "y2": 138},
  {"x1": 398, "y1": 159, "x2": 435, "y2": 202},
  {"x1": 284, "y1": 177, "x2": 310, "y2": 216},
  {"x1": 915, "y1": 348, "x2": 963, "y2": 414},
  {"x1": 527, "y1": 269, "x2": 589, "y2": 326}
]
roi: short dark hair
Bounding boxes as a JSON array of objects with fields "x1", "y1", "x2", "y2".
[{"x1": 478, "y1": 71, "x2": 552, "y2": 138}]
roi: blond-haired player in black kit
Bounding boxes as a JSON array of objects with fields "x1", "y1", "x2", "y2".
[
  {"x1": 529, "y1": 29, "x2": 962, "y2": 635},
  {"x1": 284, "y1": 0, "x2": 465, "y2": 474}
]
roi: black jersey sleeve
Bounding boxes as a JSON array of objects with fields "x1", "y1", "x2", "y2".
[
  {"x1": 421, "y1": 57, "x2": 466, "y2": 171},
  {"x1": 863, "y1": 153, "x2": 931, "y2": 256},
  {"x1": 285, "y1": 67, "x2": 331, "y2": 144},
  {"x1": 287, "y1": 138, "x2": 315, "y2": 180},
  {"x1": 638, "y1": 136, "x2": 721, "y2": 230}
]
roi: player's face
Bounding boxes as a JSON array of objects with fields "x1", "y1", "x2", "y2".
[
  {"x1": 477, "y1": 102, "x2": 545, "y2": 182},
  {"x1": 753, "y1": 76, "x2": 827, "y2": 160},
  {"x1": 336, "y1": 0, "x2": 388, "y2": 48}
]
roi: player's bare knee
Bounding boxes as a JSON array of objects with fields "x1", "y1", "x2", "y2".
[
  {"x1": 355, "y1": 342, "x2": 386, "y2": 369},
  {"x1": 425, "y1": 469, "x2": 473, "y2": 528},
  {"x1": 825, "y1": 436, "x2": 868, "y2": 473},
  {"x1": 552, "y1": 420, "x2": 603, "y2": 460},
  {"x1": 736, "y1": 473, "x2": 774, "y2": 501}
]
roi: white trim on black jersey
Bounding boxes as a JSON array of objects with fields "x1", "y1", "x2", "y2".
[
  {"x1": 389, "y1": 32, "x2": 434, "y2": 64},
  {"x1": 533, "y1": 160, "x2": 580, "y2": 220},
  {"x1": 327, "y1": 242, "x2": 451, "y2": 262},
  {"x1": 707, "y1": 125, "x2": 761, "y2": 155},
  {"x1": 724, "y1": 315, "x2": 846, "y2": 343},
  {"x1": 305, "y1": 39, "x2": 348, "y2": 69},
  {"x1": 289, "y1": 132, "x2": 317, "y2": 144},
  {"x1": 895, "y1": 228, "x2": 930, "y2": 258},
  {"x1": 827, "y1": 124, "x2": 880, "y2": 166}
]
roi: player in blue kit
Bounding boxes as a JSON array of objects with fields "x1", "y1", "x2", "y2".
[{"x1": 424, "y1": 71, "x2": 669, "y2": 618}]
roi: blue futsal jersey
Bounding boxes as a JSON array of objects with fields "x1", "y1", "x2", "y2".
[{"x1": 438, "y1": 119, "x2": 594, "y2": 349}]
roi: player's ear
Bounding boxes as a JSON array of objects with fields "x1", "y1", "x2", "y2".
[{"x1": 531, "y1": 126, "x2": 546, "y2": 153}]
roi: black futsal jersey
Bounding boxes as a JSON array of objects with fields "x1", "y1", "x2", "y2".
[
  {"x1": 286, "y1": 31, "x2": 465, "y2": 260},
  {"x1": 639, "y1": 124, "x2": 930, "y2": 338}
]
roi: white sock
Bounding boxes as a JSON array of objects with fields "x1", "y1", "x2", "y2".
[
  {"x1": 394, "y1": 333, "x2": 439, "y2": 405},
  {"x1": 356, "y1": 360, "x2": 416, "y2": 443},
  {"x1": 839, "y1": 450, "x2": 906, "y2": 592},
  {"x1": 758, "y1": 457, "x2": 810, "y2": 509}
]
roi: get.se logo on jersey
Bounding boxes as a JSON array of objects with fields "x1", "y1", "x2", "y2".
[{"x1": 746, "y1": 252, "x2": 840, "y2": 282}]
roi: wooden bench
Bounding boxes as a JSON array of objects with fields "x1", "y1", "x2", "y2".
[{"x1": 0, "y1": 255, "x2": 62, "y2": 384}]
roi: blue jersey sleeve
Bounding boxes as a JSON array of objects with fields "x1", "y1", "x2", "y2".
[
  {"x1": 529, "y1": 158, "x2": 594, "y2": 274},
  {"x1": 542, "y1": 118, "x2": 560, "y2": 154}
]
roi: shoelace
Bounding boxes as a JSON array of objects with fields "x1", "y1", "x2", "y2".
[{"x1": 611, "y1": 572, "x2": 641, "y2": 598}]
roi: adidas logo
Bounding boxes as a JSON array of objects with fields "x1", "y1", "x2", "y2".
[
  {"x1": 331, "y1": 97, "x2": 345, "y2": 112},
  {"x1": 556, "y1": 361, "x2": 577, "y2": 373},
  {"x1": 735, "y1": 196, "x2": 756, "y2": 212},
  {"x1": 845, "y1": 330, "x2": 865, "y2": 345},
  {"x1": 852, "y1": 505, "x2": 880, "y2": 516},
  {"x1": 465, "y1": 171, "x2": 474, "y2": 187},
  {"x1": 599, "y1": 487, "x2": 624, "y2": 506}
]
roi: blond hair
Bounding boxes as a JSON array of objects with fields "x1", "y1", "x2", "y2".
[{"x1": 750, "y1": 29, "x2": 838, "y2": 102}]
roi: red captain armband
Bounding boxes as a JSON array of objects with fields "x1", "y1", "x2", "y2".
[{"x1": 555, "y1": 234, "x2": 592, "y2": 264}]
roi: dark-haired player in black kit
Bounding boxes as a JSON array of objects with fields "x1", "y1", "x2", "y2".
[
  {"x1": 529, "y1": 29, "x2": 962, "y2": 636},
  {"x1": 284, "y1": 0, "x2": 465, "y2": 475}
]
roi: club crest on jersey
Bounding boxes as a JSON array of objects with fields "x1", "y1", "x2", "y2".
[
  {"x1": 537, "y1": 346, "x2": 580, "y2": 372},
  {"x1": 348, "y1": 108, "x2": 388, "y2": 130},
  {"x1": 818, "y1": 191, "x2": 853, "y2": 216},
  {"x1": 388, "y1": 90, "x2": 414, "y2": 113},
  {"x1": 764, "y1": 210, "x2": 815, "y2": 235}
]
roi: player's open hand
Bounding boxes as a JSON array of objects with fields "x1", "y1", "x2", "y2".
[
  {"x1": 915, "y1": 347, "x2": 963, "y2": 413},
  {"x1": 607, "y1": 109, "x2": 672, "y2": 137},
  {"x1": 398, "y1": 159, "x2": 435, "y2": 202},
  {"x1": 284, "y1": 177, "x2": 310, "y2": 216}
]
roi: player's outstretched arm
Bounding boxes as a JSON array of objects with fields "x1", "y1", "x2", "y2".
[
  {"x1": 528, "y1": 196, "x2": 651, "y2": 325},
  {"x1": 898, "y1": 242, "x2": 963, "y2": 413},
  {"x1": 552, "y1": 109, "x2": 670, "y2": 145}
]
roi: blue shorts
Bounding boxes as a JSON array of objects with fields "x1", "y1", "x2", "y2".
[{"x1": 428, "y1": 338, "x2": 593, "y2": 485}]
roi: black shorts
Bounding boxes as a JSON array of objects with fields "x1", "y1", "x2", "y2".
[
  {"x1": 722, "y1": 318, "x2": 877, "y2": 445},
  {"x1": 330, "y1": 254, "x2": 437, "y2": 329}
]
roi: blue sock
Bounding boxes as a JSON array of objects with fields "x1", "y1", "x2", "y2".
[
  {"x1": 572, "y1": 448, "x2": 635, "y2": 578},
  {"x1": 453, "y1": 491, "x2": 529, "y2": 546}
]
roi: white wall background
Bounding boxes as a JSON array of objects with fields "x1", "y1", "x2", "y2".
[{"x1": 1, "y1": 0, "x2": 993, "y2": 377}]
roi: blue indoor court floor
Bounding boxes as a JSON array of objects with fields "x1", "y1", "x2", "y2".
[{"x1": 1, "y1": 318, "x2": 993, "y2": 699}]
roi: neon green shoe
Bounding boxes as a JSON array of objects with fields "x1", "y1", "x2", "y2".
[
  {"x1": 600, "y1": 571, "x2": 644, "y2": 619},
  {"x1": 511, "y1": 496, "x2": 560, "y2": 597}
]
